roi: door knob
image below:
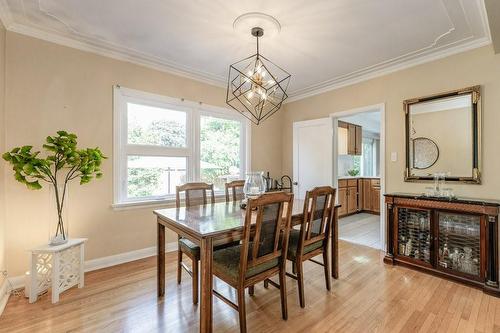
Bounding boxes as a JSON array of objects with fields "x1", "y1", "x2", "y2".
[{"x1": 292, "y1": 182, "x2": 298, "y2": 185}]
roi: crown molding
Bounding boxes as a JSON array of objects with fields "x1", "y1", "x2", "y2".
[
  {"x1": 0, "y1": 0, "x2": 12, "y2": 28},
  {"x1": 285, "y1": 0, "x2": 493, "y2": 103},
  {"x1": 285, "y1": 36, "x2": 491, "y2": 104},
  {"x1": 6, "y1": 21, "x2": 227, "y2": 89},
  {"x1": 0, "y1": 0, "x2": 493, "y2": 104}
]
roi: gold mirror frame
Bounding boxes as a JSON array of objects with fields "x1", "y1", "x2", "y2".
[{"x1": 404, "y1": 86, "x2": 481, "y2": 184}]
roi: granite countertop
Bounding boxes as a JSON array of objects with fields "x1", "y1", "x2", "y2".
[{"x1": 338, "y1": 175, "x2": 380, "y2": 179}]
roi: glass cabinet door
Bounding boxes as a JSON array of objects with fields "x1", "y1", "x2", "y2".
[
  {"x1": 438, "y1": 212, "x2": 481, "y2": 277},
  {"x1": 397, "y1": 208, "x2": 432, "y2": 264}
]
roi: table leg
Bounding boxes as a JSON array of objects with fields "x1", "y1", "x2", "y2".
[
  {"x1": 200, "y1": 237, "x2": 213, "y2": 333},
  {"x1": 157, "y1": 222, "x2": 165, "y2": 297},
  {"x1": 331, "y1": 207, "x2": 339, "y2": 279}
]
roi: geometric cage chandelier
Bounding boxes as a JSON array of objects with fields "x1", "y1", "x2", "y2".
[{"x1": 226, "y1": 26, "x2": 291, "y2": 125}]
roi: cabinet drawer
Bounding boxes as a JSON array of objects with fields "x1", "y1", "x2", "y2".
[
  {"x1": 338, "y1": 179, "x2": 348, "y2": 188},
  {"x1": 347, "y1": 179, "x2": 358, "y2": 187},
  {"x1": 371, "y1": 179, "x2": 380, "y2": 187}
]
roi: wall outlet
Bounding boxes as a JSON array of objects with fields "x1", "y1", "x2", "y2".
[{"x1": 391, "y1": 152, "x2": 397, "y2": 162}]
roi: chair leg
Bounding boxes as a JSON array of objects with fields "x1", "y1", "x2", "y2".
[
  {"x1": 177, "y1": 250, "x2": 183, "y2": 284},
  {"x1": 279, "y1": 265, "x2": 288, "y2": 320},
  {"x1": 192, "y1": 258, "x2": 199, "y2": 304},
  {"x1": 323, "y1": 250, "x2": 331, "y2": 291},
  {"x1": 263, "y1": 279, "x2": 269, "y2": 289},
  {"x1": 248, "y1": 285, "x2": 254, "y2": 296},
  {"x1": 237, "y1": 287, "x2": 247, "y2": 333},
  {"x1": 296, "y1": 261, "x2": 305, "y2": 308},
  {"x1": 292, "y1": 262, "x2": 297, "y2": 274}
]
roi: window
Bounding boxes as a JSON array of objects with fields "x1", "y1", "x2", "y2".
[
  {"x1": 361, "y1": 137, "x2": 379, "y2": 176},
  {"x1": 113, "y1": 87, "x2": 249, "y2": 205}
]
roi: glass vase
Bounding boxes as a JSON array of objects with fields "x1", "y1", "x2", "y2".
[
  {"x1": 243, "y1": 171, "x2": 266, "y2": 199},
  {"x1": 49, "y1": 183, "x2": 69, "y2": 246}
]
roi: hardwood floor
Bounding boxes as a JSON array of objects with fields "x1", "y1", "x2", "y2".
[
  {"x1": 339, "y1": 213, "x2": 381, "y2": 248},
  {"x1": 1, "y1": 241, "x2": 499, "y2": 332}
]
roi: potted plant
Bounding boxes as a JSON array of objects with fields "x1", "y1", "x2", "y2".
[{"x1": 2, "y1": 131, "x2": 106, "y2": 245}]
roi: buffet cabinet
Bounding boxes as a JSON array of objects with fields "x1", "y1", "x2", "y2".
[{"x1": 384, "y1": 193, "x2": 499, "y2": 295}]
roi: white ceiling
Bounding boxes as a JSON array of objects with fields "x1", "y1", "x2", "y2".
[
  {"x1": 0, "y1": 0, "x2": 491, "y2": 101},
  {"x1": 339, "y1": 111, "x2": 381, "y2": 134}
]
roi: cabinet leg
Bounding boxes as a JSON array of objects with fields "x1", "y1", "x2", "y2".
[
  {"x1": 78, "y1": 244, "x2": 85, "y2": 288},
  {"x1": 29, "y1": 253, "x2": 37, "y2": 303},
  {"x1": 51, "y1": 253, "x2": 60, "y2": 304}
]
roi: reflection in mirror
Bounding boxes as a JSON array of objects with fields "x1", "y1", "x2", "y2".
[
  {"x1": 405, "y1": 86, "x2": 480, "y2": 183},
  {"x1": 412, "y1": 137, "x2": 439, "y2": 169}
]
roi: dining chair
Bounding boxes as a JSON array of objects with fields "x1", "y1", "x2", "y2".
[
  {"x1": 225, "y1": 180, "x2": 245, "y2": 202},
  {"x1": 278, "y1": 186, "x2": 336, "y2": 308},
  {"x1": 212, "y1": 192, "x2": 294, "y2": 333},
  {"x1": 175, "y1": 182, "x2": 215, "y2": 305}
]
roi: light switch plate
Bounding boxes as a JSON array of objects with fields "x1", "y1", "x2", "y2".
[{"x1": 391, "y1": 152, "x2": 397, "y2": 162}]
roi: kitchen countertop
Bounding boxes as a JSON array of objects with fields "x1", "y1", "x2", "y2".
[{"x1": 338, "y1": 176, "x2": 380, "y2": 179}]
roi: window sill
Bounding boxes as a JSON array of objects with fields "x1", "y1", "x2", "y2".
[
  {"x1": 111, "y1": 199, "x2": 177, "y2": 211},
  {"x1": 112, "y1": 194, "x2": 229, "y2": 211}
]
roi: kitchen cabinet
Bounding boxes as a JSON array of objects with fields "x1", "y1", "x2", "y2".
[
  {"x1": 371, "y1": 188, "x2": 380, "y2": 213},
  {"x1": 347, "y1": 184, "x2": 358, "y2": 214},
  {"x1": 339, "y1": 177, "x2": 380, "y2": 217},
  {"x1": 362, "y1": 179, "x2": 372, "y2": 210},
  {"x1": 338, "y1": 179, "x2": 359, "y2": 217},
  {"x1": 338, "y1": 121, "x2": 362, "y2": 156},
  {"x1": 371, "y1": 179, "x2": 380, "y2": 213},
  {"x1": 338, "y1": 187, "x2": 348, "y2": 216}
]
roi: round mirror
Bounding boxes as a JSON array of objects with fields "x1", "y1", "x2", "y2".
[{"x1": 412, "y1": 137, "x2": 439, "y2": 169}]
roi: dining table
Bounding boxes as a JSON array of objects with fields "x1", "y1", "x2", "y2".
[{"x1": 154, "y1": 199, "x2": 340, "y2": 333}]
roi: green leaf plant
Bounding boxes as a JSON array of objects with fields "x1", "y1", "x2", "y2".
[{"x1": 2, "y1": 131, "x2": 106, "y2": 243}]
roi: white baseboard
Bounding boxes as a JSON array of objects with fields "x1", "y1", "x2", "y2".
[
  {"x1": 7, "y1": 241, "x2": 178, "y2": 291},
  {"x1": 0, "y1": 279, "x2": 10, "y2": 317}
]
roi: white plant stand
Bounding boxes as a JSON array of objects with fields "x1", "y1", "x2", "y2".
[{"x1": 28, "y1": 238, "x2": 87, "y2": 304}]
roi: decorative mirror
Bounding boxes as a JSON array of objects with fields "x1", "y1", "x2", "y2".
[
  {"x1": 412, "y1": 137, "x2": 439, "y2": 169},
  {"x1": 404, "y1": 86, "x2": 481, "y2": 183}
]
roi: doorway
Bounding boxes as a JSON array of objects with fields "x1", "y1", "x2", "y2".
[{"x1": 331, "y1": 104, "x2": 386, "y2": 250}]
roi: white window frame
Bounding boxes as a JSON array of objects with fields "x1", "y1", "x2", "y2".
[{"x1": 113, "y1": 86, "x2": 251, "y2": 208}]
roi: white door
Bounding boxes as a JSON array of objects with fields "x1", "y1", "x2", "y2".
[{"x1": 293, "y1": 118, "x2": 333, "y2": 199}]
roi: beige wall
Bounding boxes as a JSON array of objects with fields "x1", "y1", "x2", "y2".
[
  {"x1": 283, "y1": 45, "x2": 500, "y2": 200},
  {"x1": 3, "y1": 32, "x2": 283, "y2": 277},
  {"x1": 0, "y1": 22, "x2": 6, "y2": 287}
]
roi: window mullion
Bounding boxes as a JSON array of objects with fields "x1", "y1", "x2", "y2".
[{"x1": 193, "y1": 108, "x2": 200, "y2": 182}]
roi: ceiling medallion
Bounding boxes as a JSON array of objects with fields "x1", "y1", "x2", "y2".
[{"x1": 226, "y1": 13, "x2": 291, "y2": 125}]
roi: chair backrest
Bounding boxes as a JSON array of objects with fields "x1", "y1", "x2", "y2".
[
  {"x1": 225, "y1": 180, "x2": 245, "y2": 202},
  {"x1": 239, "y1": 192, "x2": 294, "y2": 283},
  {"x1": 175, "y1": 182, "x2": 215, "y2": 208},
  {"x1": 297, "y1": 186, "x2": 336, "y2": 255}
]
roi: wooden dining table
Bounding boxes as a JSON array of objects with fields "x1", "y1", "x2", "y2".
[{"x1": 154, "y1": 199, "x2": 340, "y2": 333}]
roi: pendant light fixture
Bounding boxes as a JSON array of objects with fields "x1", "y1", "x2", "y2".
[{"x1": 226, "y1": 15, "x2": 291, "y2": 125}]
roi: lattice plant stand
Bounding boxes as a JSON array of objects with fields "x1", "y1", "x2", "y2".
[{"x1": 28, "y1": 238, "x2": 87, "y2": 303}]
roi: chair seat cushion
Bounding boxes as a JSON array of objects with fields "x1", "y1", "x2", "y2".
[
  {"x1": 179, "y1": 238, "x2": 200, "y2": 257},
  {"x1": 287, "y1": 229, "x2": 323, "y2": 261},
  {"x1": 213, "y1": 244, "x2": 279, "y2": 283},
  {"x1": 178, "y1": 238, "x2": 241, "y2": 259}
]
